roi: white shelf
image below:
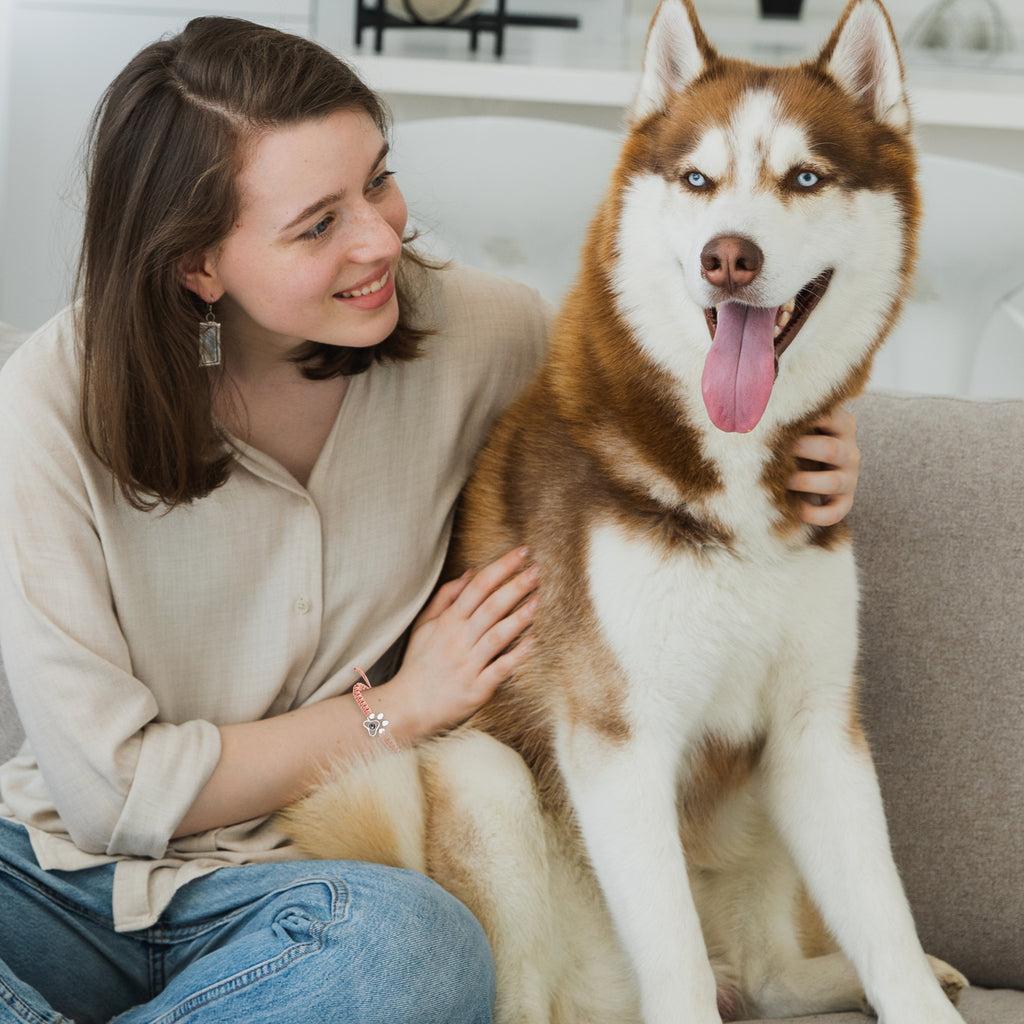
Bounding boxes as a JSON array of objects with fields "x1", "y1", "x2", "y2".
[
  {"x1": 341, "y1": 11, "x2": 1024, "y2": 131},
  {"x1": 908, "y1": 67, "x2": 1024, "y2": 129},
  {"x1": 350, "y1": 53, "x2": 1024, "y2": 130},
  {"x1": 350, "y1": 54, "x2": 635, "y2": 107}
]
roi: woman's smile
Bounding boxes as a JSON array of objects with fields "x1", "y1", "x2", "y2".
[{"x1": 337, "y1": 267, "x2": 395, "y2": 308}]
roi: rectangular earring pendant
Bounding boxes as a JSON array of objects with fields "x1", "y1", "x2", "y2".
[{"x1": 199, "y1": 309, "x2": 221, "y2": 367}]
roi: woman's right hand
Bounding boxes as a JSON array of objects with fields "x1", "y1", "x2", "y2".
[{"x1": 381, "y1": 546, "x2": 540, "y2": 742}]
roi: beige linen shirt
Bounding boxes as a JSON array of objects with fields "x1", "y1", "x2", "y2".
[{"x1": 0, "y1": 263, "x2": 550, "y2": 932}]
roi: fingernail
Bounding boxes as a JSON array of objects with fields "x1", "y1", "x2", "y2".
[{"x1": 518, "y1": 546, "x2": 531, "y2": 560}]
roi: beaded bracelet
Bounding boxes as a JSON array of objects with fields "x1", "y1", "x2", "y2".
[{"x1": 352, "y1": 667, "x2": 400, "y2": 753}]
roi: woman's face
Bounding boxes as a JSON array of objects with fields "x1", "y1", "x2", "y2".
[{"x1": 196, "y1": 108, "x2": 408, "y2": 364}]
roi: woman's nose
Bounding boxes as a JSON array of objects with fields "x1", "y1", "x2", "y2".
[{"x1": 347, "y1": 197, "x2": 406, "y2": 263}]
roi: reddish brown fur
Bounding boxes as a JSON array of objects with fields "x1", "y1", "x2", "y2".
[
  {"x1": 678, "y1": 735, "x2": 767, "y2": 867},
  {"x1": 798, "y1": 885, "x2": 839, "y2": 958},
  {"x1": 845, "y1": 679, "x2": 872, "y2": 754},
  {"x1": 421, "y1": 755, "x2": 495, "y2": 927}
]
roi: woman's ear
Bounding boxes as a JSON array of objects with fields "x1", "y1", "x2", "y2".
[{"x1": 180, "y1": 251, "x2": 224, "y2": 304}]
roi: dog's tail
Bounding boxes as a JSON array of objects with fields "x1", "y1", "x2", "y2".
[{"x1": 279, "y1": 748, "x2": 428, "y2": 874}]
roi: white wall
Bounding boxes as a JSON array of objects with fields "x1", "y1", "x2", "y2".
[
  {"x1": 0, "y1": 0, "x2": 12, "y2": 277},
  {"x1": 0, "y1": 0, "x2": 311, "y2": 333}
]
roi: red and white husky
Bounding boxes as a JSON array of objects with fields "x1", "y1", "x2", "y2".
[{"x1": 286, "y1": 1, "x2": 969, "y2": 1021}]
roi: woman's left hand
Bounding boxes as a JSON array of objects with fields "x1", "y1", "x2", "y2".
[{"x1": 787, "y1": 406, "x2": 860, "y2": 527}]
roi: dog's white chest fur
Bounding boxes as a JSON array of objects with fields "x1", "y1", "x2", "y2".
[{"x1": 586, "y1": 514, "x2": 856, "y2": 745}]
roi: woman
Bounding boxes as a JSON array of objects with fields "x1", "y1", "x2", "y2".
[{"x1": 0, "y1": 17, "x2": 859, "y2": 1023}]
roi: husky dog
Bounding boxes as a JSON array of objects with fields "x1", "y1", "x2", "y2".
[{"x1": 285, "y1": 2, "x2": 969, "y2": 1021}]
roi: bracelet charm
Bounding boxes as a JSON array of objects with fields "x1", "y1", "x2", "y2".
[{"x1": 352, "y1": 667, "x2": 400, "y2": 753}]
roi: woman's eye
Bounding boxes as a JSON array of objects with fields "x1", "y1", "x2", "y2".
[
  {"x1": 301, "y1": 216, "x2": 333, "y2": 241},
  {"x1": 795, "y1": 170, "x2": 820, "y2": 188},
  {"x1": 686, "y1": 171, "x2": 709, "y2": 189},
  {"x1": 369, "y1": 169, "x2": 395, "y2": 192}
]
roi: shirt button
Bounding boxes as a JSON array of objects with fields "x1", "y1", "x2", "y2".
[{"x1": 294, "y1": 598, "x2": 312, "y2": 615}]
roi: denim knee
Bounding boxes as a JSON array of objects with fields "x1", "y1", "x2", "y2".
[
  {"x1": 329, "y1": 865, "x2": 496, "y2": 1024},
  {"x1": 119, "y1": 862, "x2": 496, "y2": 1024}
]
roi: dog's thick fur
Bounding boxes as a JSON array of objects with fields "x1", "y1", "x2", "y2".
[{"x1": 284, "y1": 2, "x2": 969, "y2": 1021}]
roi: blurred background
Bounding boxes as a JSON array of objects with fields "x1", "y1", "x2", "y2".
[{"x1": 1, "y1": 0, "x2": 1022, "y2": 395}]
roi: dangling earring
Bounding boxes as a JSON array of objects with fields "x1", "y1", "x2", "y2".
[{"x1": 199, "y1": 303, "x2": 221, "y2": 367}]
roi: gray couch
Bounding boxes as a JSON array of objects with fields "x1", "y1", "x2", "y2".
[{"x1": 0, "y1": 322, "x2": 1020, "y2": 1021}]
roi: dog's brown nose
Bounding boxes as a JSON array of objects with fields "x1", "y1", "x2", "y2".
[{"x1": 700, "y1": 235, "x2": 764, "y2": 293}]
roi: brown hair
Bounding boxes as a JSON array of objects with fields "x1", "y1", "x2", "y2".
[{"x1": 77, "y1": 17, "x2": 431, "y2": 510}]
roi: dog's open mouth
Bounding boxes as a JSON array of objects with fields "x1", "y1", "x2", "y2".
[{"x1": 700, "y1": 269, "x2": 833, "y2": 433}]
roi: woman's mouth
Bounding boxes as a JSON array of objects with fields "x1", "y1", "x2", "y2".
[{"x1": 338, "y1": 270, "x2": 390, "y2": 299}]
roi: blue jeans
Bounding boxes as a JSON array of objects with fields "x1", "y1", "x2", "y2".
[{"x1": 0, "y1": 819, "x2": 495, "y2": 1023}]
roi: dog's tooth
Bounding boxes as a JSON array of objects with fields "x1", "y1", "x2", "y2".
[
  {"x1": 781, "y1": 299, "x2": 796, "y2": 313},
  {"x1": 776, "y1": 309, "x2": 792, "y2": 329}
]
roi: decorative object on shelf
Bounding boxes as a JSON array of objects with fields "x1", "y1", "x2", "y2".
[
  {"x1": 905, "y1": 0, "x2": 1013, "y2": 55},
  {"x1": 759, "y1": 0, "x2": 803, "y2": 18},
  {"x1": 355, "y1": 0, "x2": 580, "y2": 58},
  {"x1": 385, "y1": 0, "x2": 485, "y2": 21}
]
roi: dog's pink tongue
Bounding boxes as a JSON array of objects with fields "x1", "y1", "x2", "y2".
[{"x1": 701, "y1": 303, "x2": 779, "y2": 433}]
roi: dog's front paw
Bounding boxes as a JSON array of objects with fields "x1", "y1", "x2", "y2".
[
  {"x1": 926, "y1": 954, "x2": 969, "y2": 1006},
  {"x1": 857, "y1": 956, "x2": 969, "y2": 1021},
  {"x1": 855, "y1": 957, "x2": 968, "y2": 1017}
]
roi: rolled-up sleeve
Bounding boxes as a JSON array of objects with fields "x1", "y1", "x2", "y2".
[{"x1": 107, "y1": 720, "x2": 221, "y2": 857}]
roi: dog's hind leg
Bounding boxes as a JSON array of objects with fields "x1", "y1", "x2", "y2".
[
  {"x1": 753, "y1": 947, "x2": 966, "y2": 1019},
  {"x1": 694, "y1": 812, "x2": 869, "y2": 1020},
  {"x1": 418, "y1": 730, "x2": 575, "y2": 1024},
  {"x1": 760, "y1": 889, "x2": 967, "y2": 1017},
  {"x1": 279, "y1": 748, "x2": 428, "y2": 871},
  {"x1": 758, "y1": 952, "x2": 868, "y2": 1017}
]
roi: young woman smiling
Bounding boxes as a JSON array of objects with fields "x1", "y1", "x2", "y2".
[{"x1": 0, "y1": 17, "x2": 860, "y2": 1023}]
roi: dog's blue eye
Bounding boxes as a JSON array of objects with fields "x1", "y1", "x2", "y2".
[
  {"x1": 686, "y1": 171, "x2": 708, "y2": 188},
  {"x1": 796, "y1": 170, "x2": 820, "y2": 188}
]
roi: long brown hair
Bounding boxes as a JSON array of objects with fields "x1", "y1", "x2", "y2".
[{"x1": 78, "y1": 17, "x2": 430, "y2": 510}]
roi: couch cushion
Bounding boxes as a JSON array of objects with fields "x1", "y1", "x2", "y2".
[
  {"x1": 736, "y1": 986, "x2": 1024, "y2": 1023},
  {"x1": 849, "y1": 391, "x2": 1024, "y2": 991}
]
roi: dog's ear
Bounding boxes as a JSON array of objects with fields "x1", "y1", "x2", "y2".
[
  {"x1": 630, "y1": 0, "x2": 718, "y2": 124},
  {"x1": 819, "y1": 0, "x2": 910, "y2": 130}
]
